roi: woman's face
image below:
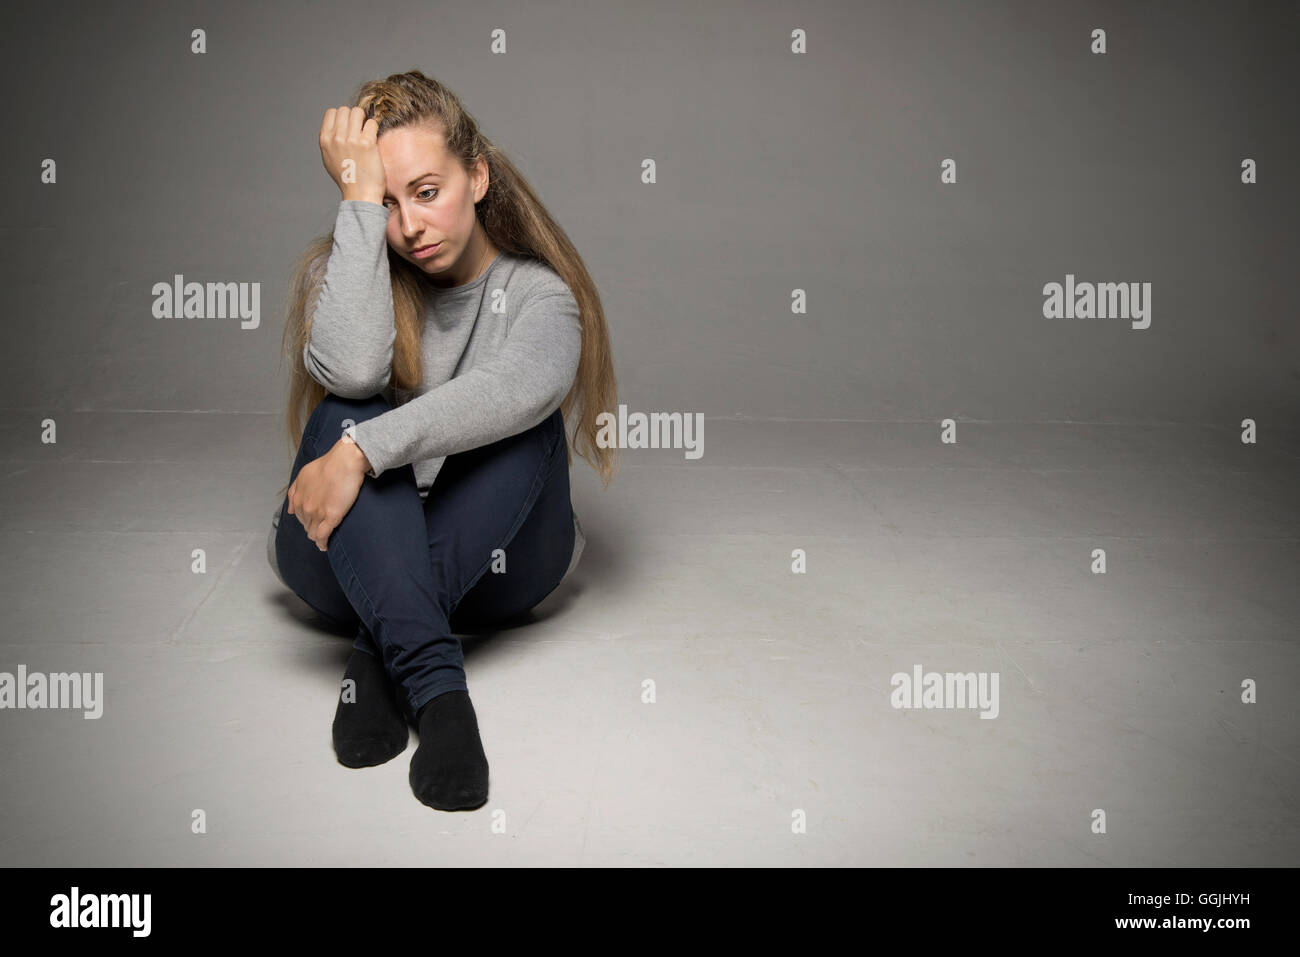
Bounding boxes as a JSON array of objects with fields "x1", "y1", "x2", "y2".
[{"x1": 376, "y1": 124, "x2": 494, "y2": 288}]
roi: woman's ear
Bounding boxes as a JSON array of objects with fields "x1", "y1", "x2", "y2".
[{"x1": 474, "y1": 155, "x2": 490, "y2": 201}]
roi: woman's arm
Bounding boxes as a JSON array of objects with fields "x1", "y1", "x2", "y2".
[
  {"x1": 301, "y1": 199, "x2": 396, "y2": 397},
  {"x1": 347, "y1": 284, "x2": 582, "y2": 478},
  {"x1": 303, "y1": 107, "x2": 395, "y2": 397}
]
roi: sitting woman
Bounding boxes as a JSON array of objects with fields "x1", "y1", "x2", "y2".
[{"x1": 267, "y1": 69, "x2": 619, "y2": 812}]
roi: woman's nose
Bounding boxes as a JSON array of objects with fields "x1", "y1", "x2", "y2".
[{"x1": 398, "y1": 206, "x2": 421, "y2": 237}]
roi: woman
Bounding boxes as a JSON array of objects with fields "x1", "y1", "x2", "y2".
[{"x1": 266, "y1": 70, "x2": 618, "y2": 812}]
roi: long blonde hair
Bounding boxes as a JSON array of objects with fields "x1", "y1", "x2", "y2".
[{"x1": 277, "y1": 69, "x2": 619, "y2": 497}]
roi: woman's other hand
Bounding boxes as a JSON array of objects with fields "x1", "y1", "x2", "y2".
[{"x1": 286, "y1": 438, "x2": 370, "y2": 551}]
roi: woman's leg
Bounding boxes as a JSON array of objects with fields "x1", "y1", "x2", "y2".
[
  {"x1": 274, "y1": 392, "x2": 440, "y2": 770},
  {"x1": 275, "y1": 392, "x2": 470, "y2": 719},
  {"x1": 399, "y1": 404, "x2": 573, "y2": 811},
  {"x1": 442, "y1": 405, "x2": 576, "y2": 636}
]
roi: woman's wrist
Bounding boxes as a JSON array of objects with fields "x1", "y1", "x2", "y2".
[
  {"x1": 341, "y1": 189, "x2": 385, "y2": 206},
  {"x1": 339, "y1": 433, "x2": 375, "y2": 476}
]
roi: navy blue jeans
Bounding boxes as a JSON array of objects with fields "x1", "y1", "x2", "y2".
[{"x1": 274, "y1": 392, "x2": 576, "y2": 719}]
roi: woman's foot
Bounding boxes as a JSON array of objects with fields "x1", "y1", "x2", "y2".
[
  {"x1": 409, "y1": 690, "x2": 489, "y2": 810},
  {"x1": 332, "y1": 647, "x2": 410, "y2": 768}
]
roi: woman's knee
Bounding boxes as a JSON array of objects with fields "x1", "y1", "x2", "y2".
[{"x1": 306, "y1": 391, "x2": 393, "y2": 441}]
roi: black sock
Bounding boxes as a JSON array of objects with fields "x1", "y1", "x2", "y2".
[
  {"x1": 332, "y1": 647, "x2": 409, "y2": 768},
  {"x1": 409, "y1": 690, "x2": 489, "y2": 811}
]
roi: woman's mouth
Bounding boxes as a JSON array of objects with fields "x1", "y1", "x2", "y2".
[{"x1": 413, "y1": 243, "x2": 441, "y2": 259}]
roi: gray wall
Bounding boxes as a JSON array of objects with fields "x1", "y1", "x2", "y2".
[{"x1": 2, "y1": 0, "x2": 1296, "y2": 425}]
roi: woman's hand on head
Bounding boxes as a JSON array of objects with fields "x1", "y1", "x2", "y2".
[
  {"x1": 286, "y1": 438, "x2": 369, "y2": 551},
  {"x1": 319, "y1": 106, "x2": 387, "y2": 206}
]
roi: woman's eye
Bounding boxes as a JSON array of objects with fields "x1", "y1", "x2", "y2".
[{"x1": 382, "y1": 188, "x2": 437, "y2": 209}]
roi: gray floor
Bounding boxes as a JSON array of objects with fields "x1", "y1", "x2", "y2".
[{"x1": 2, "y1": 415, "x2": 1297, "y2": 866}]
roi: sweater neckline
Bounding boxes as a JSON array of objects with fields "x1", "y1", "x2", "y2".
[{"x1": 424, "y1": 251, "x2": 505, "y2": 298}]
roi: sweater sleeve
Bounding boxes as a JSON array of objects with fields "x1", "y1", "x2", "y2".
[
  {"x1": 346, "y1": 286, "x2": 582, "y2": 478},
  {"x1": 301, "y1": 200, "x2": 396, "y2": 398}
]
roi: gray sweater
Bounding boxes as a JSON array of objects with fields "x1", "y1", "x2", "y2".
[{"x1": 267, "y1": 199, "x2": 586, "y2": 590}]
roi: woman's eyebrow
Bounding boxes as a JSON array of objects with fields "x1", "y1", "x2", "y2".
[{"x1": 406, "y1": 171, "x2": 442, "y2": 186}]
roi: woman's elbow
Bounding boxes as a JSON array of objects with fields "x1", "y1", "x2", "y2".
[
  {"x1": 314, "y1": 369, "x2": 390, "y2": 399},
  {"x1": 304, "y1": 345, "x2": 390, "y2": 399},
  {"x1": 343, "y1": 371, "x2": 390, "y2": 399}
]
